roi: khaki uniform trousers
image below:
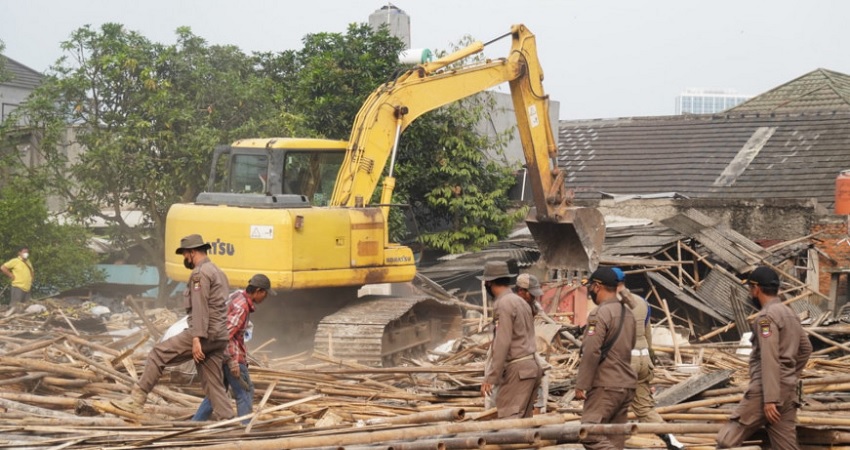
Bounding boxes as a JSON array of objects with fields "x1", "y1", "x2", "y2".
[
  {"x1": 496, "y1": 358, "x2": 542, "y2": 419},
  {"x1": 630, "y1": 354, "x2": 664, "y2": 423},
  {"x1": 138, "y1": 329, "x2": 234, "y2": 420},
  {"x1": 716, "y1": 390, "x2": 799, "y2": 450},
  {"x1": 581, "y1": 386, "x2": 636, "y2": 450}
]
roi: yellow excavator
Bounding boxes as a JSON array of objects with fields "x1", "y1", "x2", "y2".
[{"x1": 164, "y1": 24, "x2": 605, "y2": 365}]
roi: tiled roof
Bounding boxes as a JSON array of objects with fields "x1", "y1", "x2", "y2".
[
  {"x1": 727, "y1": 68, "x2": 850, "y2": 114},
  {"x1": 559, "y1": 111, "x2": 850, "y2": 211},
  {"x1": 1, "y1": 55, "x2": 43, "y2": 90}
]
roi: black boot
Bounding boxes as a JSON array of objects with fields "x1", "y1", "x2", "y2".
[{"x1": 658, "y1": 433, "x2": 685, "y2": 450}]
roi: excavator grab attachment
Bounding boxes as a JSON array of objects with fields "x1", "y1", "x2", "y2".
[{"x1": 526, "y1": 206, "x2": 605, "y2": 273}]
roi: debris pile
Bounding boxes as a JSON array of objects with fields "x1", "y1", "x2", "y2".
[{"x1": 1, "y1": 208, "x2": 850, "y2": 448}]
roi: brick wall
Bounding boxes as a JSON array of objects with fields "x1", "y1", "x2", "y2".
[{"x1": 811, "y1": 216, "x2": 850, "y2": 295}]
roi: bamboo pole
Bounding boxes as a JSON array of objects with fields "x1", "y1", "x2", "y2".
[
  {"x1": 699, "y1": 291, "x2": 811, "y2": 341},
  {"x1": 180, "y1": 414, "x2": 574, "y2": 450},
  {"x1": 365, "y1": 408, "x2": 465, "y2": 426},
  {"x1": 0, "y1": 397, "x2": 79, "y2": 418},
  {"x1": 125, "y1": 295, "x2": 163, "y2": 341},
  {"x1": 245, "y1": 379, "x2": 277, "y2": 433},
  {"x1": 2, "y1": 336, "x2": 62, "y2": 357},
  {"x1": 54, "y1": 342, "x2": 195, "y2": 407},
  {"x1": 805, "y1": 328, "x2": 850, "y2": 354},
  {"x1": 0, "y1": 356, "x2": 99, "y2": 381}
]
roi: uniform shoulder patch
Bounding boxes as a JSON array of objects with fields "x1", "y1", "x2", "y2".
[
  {"x1": 759, "y1": 318, "x2": 772, "y2": 338},
  {"x1": 191, "y1": 274, "x2": 201, "y2": 291},
  {"x1": 586, "y1": 319, "x2": 597, "y2": 337}
]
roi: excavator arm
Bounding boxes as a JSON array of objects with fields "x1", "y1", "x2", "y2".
[{"x1": 330, "y1": 24, "x2": 603, "y2": 272}]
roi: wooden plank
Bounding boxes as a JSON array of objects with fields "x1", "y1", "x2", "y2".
[
  {"x1": 647, "y1": 272, "x2": 727, "y2": 322},
  {"x1": 655, "y1": 369, "x2": 734, "y2": 408}
]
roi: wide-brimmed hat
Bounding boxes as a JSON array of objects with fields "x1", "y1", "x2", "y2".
[
  {"x1": 476, "y1": 261, "x2": 516, "y2": 281},
  {"x1": 174, "y1": 234, "x2": 212, "y2": 254},
  {"x1": 742, "y1": 266, "x2": 780, "y2": 288},
  {"x1": 516, "y1": 273, "x2": 544, "y2": 297},
  {"x1": 248, "y1": 274, "x2": 277, "y2": 296}
]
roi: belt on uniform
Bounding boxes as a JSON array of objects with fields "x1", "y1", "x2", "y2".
[
  {"x1": 631, "y1": 349, "x2": 650, "y2": 356},
  {"x1": 507, "y1": 354, "x2": 534, "y2": 365}
]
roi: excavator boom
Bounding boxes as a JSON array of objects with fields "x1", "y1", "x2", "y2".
[{"x1": 330, "y1": 24, "x2": 603, "y2": 271}]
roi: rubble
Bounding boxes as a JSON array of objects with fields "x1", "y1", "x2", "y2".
[{"x1": 1, "y1": 209, "x2": 849, "y2": 448}]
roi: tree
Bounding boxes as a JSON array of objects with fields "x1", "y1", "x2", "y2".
[
  {"x1": 0, "y1": 178, "x2": 102, "y2": 301},
  {"x1": 0, "y1": 42, "x2": 102, "y2": 301},
  {"x1": 395, "y1": 96, "x2": 524, "y2": 254},
  {"x1": 12, "y1": 24, "x2": 302, "y2": 302},
  {"x1": 263, "y1": 23, "x2": 408, "y2": 140}
]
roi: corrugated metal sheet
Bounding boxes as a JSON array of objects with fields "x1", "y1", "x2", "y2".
[{"x1": 661, "y1": 209, "x2": 768, "y2": 273}]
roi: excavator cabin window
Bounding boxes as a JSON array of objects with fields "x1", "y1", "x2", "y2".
[
  {"x1": 282, "y1": 151, "x2": 343, "y2": 206},
  {"x1": 230, "y1": 154, "x2": 268, "y2": 194}
]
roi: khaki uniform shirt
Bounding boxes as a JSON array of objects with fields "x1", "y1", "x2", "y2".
[
  {"x1": 576, "y1": 299, "x2": 637, "y2": 391},
  {"x1": 748, "y1": 297, "x2": 812, "y2": 403},
  {"x1": 484, "y1": 290, "x2": 537, "y2": 385},
  {"x1": 184, "y1": 258, "x2": 230, "y2": 341},
  {"x1": 622, "y1": 288, "x2": 651, "y2": 351}
]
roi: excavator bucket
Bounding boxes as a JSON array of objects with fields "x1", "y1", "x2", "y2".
[{"x1": 526, "y1": 206, "x2": 606, "y2": 273}]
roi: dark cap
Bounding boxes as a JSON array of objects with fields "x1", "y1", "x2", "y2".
[
  {"x1": 174, "y1": 234, "x2": 212, "y2": 254},
  {"x1": 743, "y1": 266, "x2": 780, "y2": 288},
  {"x1": 476, "y1": 261, "x2": 516, "y2": 281},
  {"x1": 582, "y1": 267, "x2": 619, "y2": 288},
  {"x1": 611, "y1": 267, "x2": 626, "y2": 283},
  {"x1": 516, "y1": 273, "x2": 544, "y2": 297},
  {"x1": 248, "y1": 274, "x2": 277, "y2": 296}
]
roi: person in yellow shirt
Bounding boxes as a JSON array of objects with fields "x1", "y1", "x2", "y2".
[{"x1": 2, "y1": 246, "x2": 34, "y2": 305}]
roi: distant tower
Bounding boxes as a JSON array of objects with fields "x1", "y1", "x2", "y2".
[
  {"x1": 368, "y1": 3, "x2": 411, "y2": 49},
  {"x1": 675, "y1": 88, "x2": 752, "y2": 115}
]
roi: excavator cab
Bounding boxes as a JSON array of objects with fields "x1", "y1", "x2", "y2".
[{"x1": 207, "y1": 138, "x2": 347, "y2": 205}]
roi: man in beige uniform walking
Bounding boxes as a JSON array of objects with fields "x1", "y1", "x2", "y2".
[
  {"x1": 716, "y1": 266, "x2": 811, "y2": 449},
  {"x1": 480, "y1": 261, "x2": 543, "y2": 419},
  {"x1": 612, "y1": 268, "x2": 684, "y2": 450},
  {"x1": 576, "y1": 267, "x2": 637, "y2": 450},
  {"x1": 114, "y1": 234, "x2": 234, "y2": 420}
]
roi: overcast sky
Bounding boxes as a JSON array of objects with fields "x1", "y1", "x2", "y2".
[{"x1": 2, "y1": 0, "x2": 849, "y2": 120}]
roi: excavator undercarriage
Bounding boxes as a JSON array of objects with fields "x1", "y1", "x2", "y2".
[{"x1": 246, "y1": 277, "x2": 463, "y2": 366}]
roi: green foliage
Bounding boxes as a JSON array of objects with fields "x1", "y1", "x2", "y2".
[
  {"x1": 395, "y1": 95, "x2": 526, "y2": 253},
  {"x1": 0, "y1": 180, "x2": 103, "y2": 299},
  {"x1": 7, "y1": 23, "x2": 306, "y2": 300},
  {"x1": 265, "y1": 23, "x2": 407, "y2": 139}
]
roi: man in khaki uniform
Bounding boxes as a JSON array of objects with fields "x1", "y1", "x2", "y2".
[
  {"x1": 480, "y1": 261, "x2": 543, "y2": 419},
  {"x1": 612, "y1": 268, "x2": 684, "y2": 450},
  {"x1": 576, "y1": 267, "x2": 637, "y2": 450},
  {"x1": 114, "y1": 234, "x2": 234, "y2": 420},
  {"x1": 716, "y1": 266, "x2": 812, "y2": 450},
  {"x1": 515, "y1": 273, "x2": 553, "y2": 414}
]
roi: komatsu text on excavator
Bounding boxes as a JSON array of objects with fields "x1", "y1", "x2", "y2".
[{"x1": 164, "y1": 24, "x2": 605, "y2": 365}]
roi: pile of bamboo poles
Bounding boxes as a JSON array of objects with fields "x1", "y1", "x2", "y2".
[{"x1": 4, "y1": 295, "x2": 850, "y2": 449}]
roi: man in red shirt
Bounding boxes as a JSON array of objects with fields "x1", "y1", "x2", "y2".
[{"x1": 193, "y1": 274, "x2": 274, "y2": 424}]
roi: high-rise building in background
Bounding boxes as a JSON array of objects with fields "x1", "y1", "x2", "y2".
[
  {"x1": 675, "y1": 89, "x2": 752, "y2": 115},
  {"x1": 368, "y1": 3, "x2": 411, "y2": 49}
]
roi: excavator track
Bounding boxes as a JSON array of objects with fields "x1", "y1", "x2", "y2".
[{"x1": 314, "y1": 296, "x2": 463, "y2": 366}]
